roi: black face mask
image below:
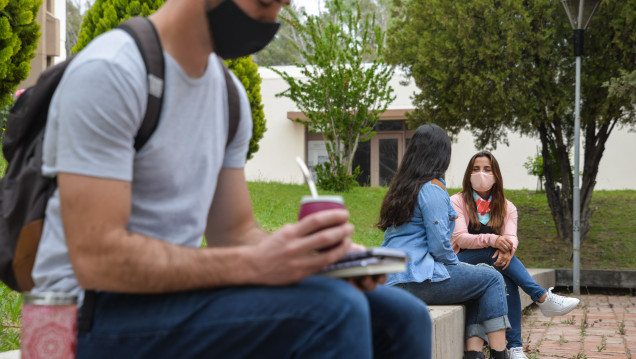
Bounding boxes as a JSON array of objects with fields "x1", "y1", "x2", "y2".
[{"x1": 206, "y1": 0, "x2": 281, "y2": 60}]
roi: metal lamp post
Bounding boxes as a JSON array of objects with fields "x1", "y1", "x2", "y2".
[{"x1": 559, "y1": 0, "x2": 600, "y2": 295}]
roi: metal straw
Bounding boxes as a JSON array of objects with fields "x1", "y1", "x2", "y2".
[{"x1": 296, "y1": 157, "x2": 319, "y2": 198}]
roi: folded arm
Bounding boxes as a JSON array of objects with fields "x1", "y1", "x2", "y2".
[{"x1": 501, "y1": 202, "x2": 519, "y2": 255}]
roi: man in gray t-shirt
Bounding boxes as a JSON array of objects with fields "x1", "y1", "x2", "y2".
[{"x1": 35, "y1": 0, "x2": 432, "y2": 357}]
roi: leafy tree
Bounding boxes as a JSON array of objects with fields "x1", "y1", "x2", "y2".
[
  {"x1": 386, "y1": 0, "x2": 635, "y2": 241},
  {"x1": 273, "y1": 0, "x2": 395, "y2": 192},
  {"x1": 66, "y1": 0, "x2": 88, "y2": 57},
  {"x1": 252, "y1": 2, "x2": 307, "y2": 66},
  {"x1": 254, "y1": 0, "x2": 393, "y2": 67},
  {"x1": 0, "y1": 0, "x2": 41, "y2": 109},
  {"x1": 73, "y1": 0, "x2": 160, "y2": 52},
  {"x1": 605, "y1": 69, "x2": 636, "y2": 103},
  {"x1": 325, "y1": 0, "x2": 391, "y2": 33},
  {"x1": 73, "y1": 0, "x2": 266, "y2": 159}
]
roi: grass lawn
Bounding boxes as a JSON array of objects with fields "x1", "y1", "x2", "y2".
[
  {"x1": 249, "y1": 182, "x2": 636, "y2": 270},
  {"x1": 1, "y1": 181, "x2": 634, "y2": 351}
]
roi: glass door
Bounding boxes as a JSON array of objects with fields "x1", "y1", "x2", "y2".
[{"x1": 371, "y1": 134, "x2": 404, "y2": 187}]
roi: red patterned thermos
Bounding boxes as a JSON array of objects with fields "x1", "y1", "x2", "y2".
[{"x1": 21, "y1": 292, "x2": 78, "y2": 359}]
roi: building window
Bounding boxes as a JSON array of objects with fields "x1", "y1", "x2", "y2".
[{"x1": 304, "y1": 119, "x2": 413, "y2": 187}]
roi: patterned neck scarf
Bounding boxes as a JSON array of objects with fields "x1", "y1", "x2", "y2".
[{"x1": 472, "y1": 191, "x2": 491, "y2": 225}]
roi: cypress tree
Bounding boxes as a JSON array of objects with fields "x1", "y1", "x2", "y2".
[{"x1": 0, "y1": 0, "x2": 41, "y2": 108}]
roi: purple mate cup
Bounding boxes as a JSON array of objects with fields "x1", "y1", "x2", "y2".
[
  {"x1": 298, "y1": 195, "x2": 345, "y2": 221},
  {"x1": 299, "y1": 196, "x2": 346, "y2": 251}
]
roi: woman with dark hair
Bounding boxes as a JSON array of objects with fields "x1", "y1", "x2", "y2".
[
  {"x1": 451, "y1": 151, "x2": 580, "y2": 359},
  {"x1": 378, "y1": 125, "x2": 511, "y2": 359}
]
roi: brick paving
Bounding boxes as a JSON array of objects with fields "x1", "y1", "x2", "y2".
[{"x1": 521, "y1": 293, "x2": 635, "y2": 358}]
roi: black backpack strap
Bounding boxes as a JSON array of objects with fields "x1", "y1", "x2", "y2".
[
  {"x1": 220, "y1": 62, "x2": 241, "y2": 147},
  {"x1": 119, "y1": 18, "x2": 239, "y2": 150},
  {"x1": 117, "y1": 17, "x2": 165, "y2": 151}
]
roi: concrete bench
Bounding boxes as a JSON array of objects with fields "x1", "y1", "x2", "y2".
[
  {"x1": 0, "y1": 351, "x2": 18, "y2": 359},
  {"x1": 428, "y1": 268, "x2": 555, "y2": 359},
  {"x1": 0, "y1": 268, "x2": 555, "y2": 359}
]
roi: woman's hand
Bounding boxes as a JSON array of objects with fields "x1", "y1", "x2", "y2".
[
  {"x1": 494, "y1": 236, "x2": 514, "y2": 253},
  {"x1": 492, "y1": 249, "x2": 512, "y2": 270}
]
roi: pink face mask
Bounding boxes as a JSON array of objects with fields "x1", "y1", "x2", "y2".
[{"x1": 470, "y1": 172, "x2": 496, "y2": 192}]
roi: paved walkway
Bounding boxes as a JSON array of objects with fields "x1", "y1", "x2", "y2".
[{"x1": 521, "y1": 293, "x2": 635, "y2": 358}]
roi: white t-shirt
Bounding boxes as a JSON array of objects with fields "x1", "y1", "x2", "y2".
[{"x1": 32, "y1": 29, "x2": 253, "y2": 299}]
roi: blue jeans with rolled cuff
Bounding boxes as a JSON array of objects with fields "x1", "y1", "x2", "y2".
[
  {"x1": 395, "y1": 262, "x2": 510, "y2": 343},
  {"x1": 458, "y1": 247, "x2": 547, "y2": 348},
  {"x1": 76, "y1": 275, "x2": 432, "y2": 359}
]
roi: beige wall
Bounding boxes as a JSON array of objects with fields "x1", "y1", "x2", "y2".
[
  {"x1": 249, "y1": 67, "x2": 636, "y2": 190},
  {"x1": 18, "y1": 0, "x2": 64, "y2": 89},
  {"x1": 245, "y1": 66, "x2": 307, "y2": 183}
]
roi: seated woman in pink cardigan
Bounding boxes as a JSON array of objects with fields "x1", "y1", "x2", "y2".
[{"x1": 451, "y1": 151, "x2": 580, "y2": 359}]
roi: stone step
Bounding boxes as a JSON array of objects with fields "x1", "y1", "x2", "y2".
[{"x1": 428, "y1": 268, "x2": 555, "y2": 359}]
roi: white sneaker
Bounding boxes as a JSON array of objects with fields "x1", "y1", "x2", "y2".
[
  {"x1": 536, "y1": 287, "x2": 580, "y2": 316},
  {"x1": 509, "y1": 347, "x2": 528, "y2": 359}
]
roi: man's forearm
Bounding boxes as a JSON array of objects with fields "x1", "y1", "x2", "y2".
[
  {"x1": 70, "y1": 228, "x2": 257, "y2": 293},
  {"x1": 205, "y1": 222, "x2": 269, "y2": 247}
]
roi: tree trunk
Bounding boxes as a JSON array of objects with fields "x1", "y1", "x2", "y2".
[
  {"x1": 539, "y1": 120, "x2": 573, "y2": 241},
  {"x1": 579, "y1": 118, "x2": 616, "y2": 237},
  {"x1": 538, "y1": 114, "x2": 617, "y2": 243}
]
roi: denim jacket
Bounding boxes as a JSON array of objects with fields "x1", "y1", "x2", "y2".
[{"x1": 381, "y1": 179, "x2": 460, "y2": 286}]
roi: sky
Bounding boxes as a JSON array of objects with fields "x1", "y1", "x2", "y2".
[{"x1": 294, "y1": 0, "x2": 324, "y2": 15}]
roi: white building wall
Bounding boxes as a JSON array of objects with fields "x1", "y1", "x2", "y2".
[
  {"x1": 247, "y1": 66, "x2": 636, "y2": 190},
  {"x1": 55, "y1": 0, "x2": 66, "y2": 63},
  {"x1": 245, "y1": 66, "x2": 307, "y2": 183}
]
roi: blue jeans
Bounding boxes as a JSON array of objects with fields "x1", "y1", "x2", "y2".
[
  {"x1": 76, "y1": 276, "x2": 432, "y2": 359},
  {"x1": 457, "y1": 247, "x2": 547, "y2": 348},
  {"x1": 395, "y1": 262, "x2": 510, "y2": 342}
]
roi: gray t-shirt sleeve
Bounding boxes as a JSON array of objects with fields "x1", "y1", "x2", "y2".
[{"x1": 43, "y1": 46, "x2": 146, "y2": 181}]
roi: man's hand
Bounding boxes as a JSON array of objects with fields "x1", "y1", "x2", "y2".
[
  {"x1": 346, "y1": 274, "x2": 387, "y2": 291},
  {"x1": 342, "y1": 243, "x2": 387, "y2": 291},
  {"x1": 243, "y1": 209, "x2": 354, "y2": 286}
]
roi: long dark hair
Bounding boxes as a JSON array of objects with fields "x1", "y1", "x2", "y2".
[
  {"x1": 377, "y1": 124, "x2": 451, "y2": 231},
  {"x1": 460, "y1": 151, "x2": 506, "y2": 234}
]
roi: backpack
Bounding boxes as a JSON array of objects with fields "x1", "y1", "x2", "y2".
[{"x1": 0, "y1": 17, "x2": 241, "y2": 292}]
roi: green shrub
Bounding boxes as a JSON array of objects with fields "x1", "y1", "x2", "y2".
[
  {"x1": 0, "y1": 0, "x2": 41, "y2": 109},
  {"x1": 0, "y1": 283, "x2": 21, "y2": 351},
  {"x1": 315, "y1": 160, "x2": 360, "y2": 193},
  {"x1": 523, "y1": 149, "x2": 570, "y2": 186}
]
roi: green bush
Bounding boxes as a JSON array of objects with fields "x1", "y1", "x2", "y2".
[
  {"x1": 1, "y1": 97, "x2": 14, "y2": 145},
  {"x1": 0, "y1": 0, "x2": 41, "y2": 109},
  {"x1": 523, "y1": 149, "x2": 570, "y2": 185},
  {"x1": 0, "y1": 283, "x2": 21, "y2": 351},
  {"x1": 225, "y1": 56, "x2": 266, "y2": 160},
  {"x1": 73, "y1": 0, "x2": 266, "y2": 160},
  {"x1": 315, "y1": 160, "x2": 360, "y2": 193}
]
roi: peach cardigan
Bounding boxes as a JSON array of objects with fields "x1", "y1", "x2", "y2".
[{"x1": 450, "y1": 193, "x2": 519, "y2": 256}]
